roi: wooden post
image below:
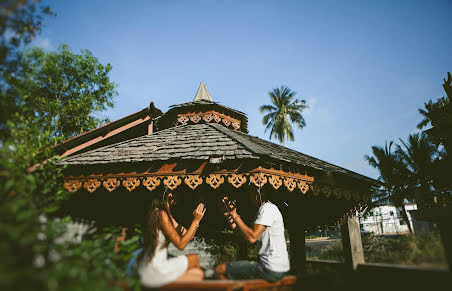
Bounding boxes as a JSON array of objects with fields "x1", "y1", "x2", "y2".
[
  {"x1": 288, "y1": 196, "x2": 306, "y2": 274},
  {"x1": 341, "y1": 216, "x2": 365, "y2": 270}
]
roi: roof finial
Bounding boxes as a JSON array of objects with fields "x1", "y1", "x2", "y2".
[{"x1": 193, "y1": 82, "x2": 213, "y2": 102}]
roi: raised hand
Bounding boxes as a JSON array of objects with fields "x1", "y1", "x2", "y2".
[
  {"x1": 193, "y1": 203, "x2": 206, "y2": 222},
  {"x1": 222, "y1": 196, "x2": 237, "y2": 217}
]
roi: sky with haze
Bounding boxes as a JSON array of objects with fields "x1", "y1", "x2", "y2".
[{"x1": 37, "y1": 0, "x2": 452, "y2": 179}]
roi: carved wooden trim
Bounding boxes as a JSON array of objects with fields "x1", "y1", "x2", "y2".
[
  {"x1": 184, "y1": 175, "x2": 203, "y2": 190},
  {"x1": 203, "y1": 114, "x2": 213, "y2": 122},
  {"x1": 311, "y1": 184, "x2": 320, "y2": 196},
  {"x1": 268, "y1": 175, "x2": 283, "y2": 189},
  {"x1": 228, "y1": 174, "x2": 247, "y2": 189},
  {"x1": 284, "y1": 178, "x2": 297, "y2": 192},
  {"x1": 190, "y1": 115, "x2": 201, "y2": 123},
  {"x1": 177, "y1": 115, "x2": 189, "y2": 125},
  {"x1": 250, "y1": 173, "x2": 268, "y2": 187},
  {"x1": 176, "y1": 111, "x2": 242, "y2": 131},
  {"x1": 163, "y1": 176, "x2": 182, "y2": 190},
  {"x1": 206, "y1": 174, "x2": 225, "y2": 189},
  {"x1": 84, "y1": 179, "x2": 101, "y2": 193},
  {"x1": 323, "y1": 185, "x2": 332, "y2": 198},
  {"x1": 123, "y1": 177, "x2": 140, "y2": 192},
  {"x1": 297, "y1": 180, "x2": 310, "y2": 194},
  {"x1": 143, "y1": 176, "x2": 161, "y2": 191},
  {"x1": 64, "y1": 180, "x2": 82, "y2": 193},
  {"x1": 232, "y1": 122, "x2": 240, "y2": 130},
  {"x1": 103, "y1": 178, "x2": 120, "y2": 192}
]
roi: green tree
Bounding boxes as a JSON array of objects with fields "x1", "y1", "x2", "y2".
[
  {"x1": 0, "y1": 0, "x2": 53, "y2": 136},
  {"x1": 396, "y1": 133, "x2": 438, "y2": 208},
  {"x1": 417, "y1": 72, "x2": 452, "y2": 195},
  {"x1": 365, "y1": 142, "x2": 414, "y2": 233},
  {"x1": 4, "y1": 44, "x2": 117, "y2": 141},
  {"x1": 259, "y1": 86, "x2": 308, "y2": 145}
]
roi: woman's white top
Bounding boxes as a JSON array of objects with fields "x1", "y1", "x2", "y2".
[{"x1": 138, "y1": 229, "x2": 188, "y2": 288}]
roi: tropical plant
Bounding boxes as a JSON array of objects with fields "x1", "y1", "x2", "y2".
[
  {"x1": 259, "y1": 86, "x2": 308, "y2": 145},
  {"x1": 417, "y1": 72, "x2": 452, "y2": 194},
  {"x1": 396, "y1": 133, "x2": 438, "y2": 208},
  {"x1": 365, "y1": 141, "x2": 414, "y2": 233}
]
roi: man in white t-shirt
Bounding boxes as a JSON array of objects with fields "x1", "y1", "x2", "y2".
[{"x1": 214, "y1": 194, "x2": 290, "y2": 282}]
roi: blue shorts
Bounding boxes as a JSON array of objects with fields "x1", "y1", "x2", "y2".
[{"x1": 226, "y1": 260, "x2": 288, "y2": 282}]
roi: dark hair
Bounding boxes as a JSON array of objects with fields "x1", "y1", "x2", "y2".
[{"x1": 137, "y1": 193, "x2": 172, "y2": 266}]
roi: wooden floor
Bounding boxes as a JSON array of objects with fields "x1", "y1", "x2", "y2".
[{"x1": 161, "y1": 275, "x2": 297, "y2": 291}]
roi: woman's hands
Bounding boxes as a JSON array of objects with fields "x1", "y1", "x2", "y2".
[{"x1": 193, "y1": 203, "x2": 206, "y2": 223}]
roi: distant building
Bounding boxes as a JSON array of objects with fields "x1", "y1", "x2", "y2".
[{"x1": 359, "y1": 203, "x2": 417, "y2": 235}]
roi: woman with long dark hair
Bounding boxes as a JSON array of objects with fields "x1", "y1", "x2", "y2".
[{"x1": 137, "y1": 192, "x2": 206, "y2": 288}]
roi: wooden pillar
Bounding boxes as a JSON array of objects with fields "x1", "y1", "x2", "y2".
[
  {"x1": 341, "y1": 216, "x2": 365, "y2": 270},
  {"x1": 288, "y1": 196, "x2": 306, "y2": 274}
]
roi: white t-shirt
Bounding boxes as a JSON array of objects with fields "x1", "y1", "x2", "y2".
[{"x1": 254, "y1": 201, "x2": 290, "y2": 272}]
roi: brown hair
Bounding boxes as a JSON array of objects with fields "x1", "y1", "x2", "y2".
[{"x1": 137, "y1": 193, "x2": 172, "y2": 266}]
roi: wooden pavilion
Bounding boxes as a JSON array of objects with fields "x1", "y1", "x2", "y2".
[{"x1": 58, "y1": 82, "x2": 378, "y2": 280}]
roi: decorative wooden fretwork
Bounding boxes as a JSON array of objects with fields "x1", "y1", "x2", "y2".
[
  {"x1": 232, "y1": 122, "x2": 240, "y2": 130},
  {"x1": 64, "y1": 180, "x2": 82, "y2": 193},
  {"x1": 297, "y1": 180, "x2": 310, "y2": 194},
  {"x1": 190, "y1": 115, "x2": 201, "y2": 123},
  {"x1": 228, "y1": 174, "x2": 247, "y2": 189},
  {"x1": 176, "y1": 111, "x2": 242, "y2": 131},
  {"x1": 103, "y1": 178, "x2": 120, "y2": 192},
  {"x1": 323, "y1": 185, "x2": 332, "y2": 198},
  {"x1": 311, "y1": 184, "x2": 320, "y2": 196},
  {"x1": 343, "y1": 190, "x2": 352, "y2": 200},
  {"x1": 84, "y1": 179, "x2": 101, "y2": 193},
  {"x1": 206, "y1": 174, "x2": 225, "y2": 189},
  {"x1": 123, "y1": 177, "x2": 140, "y2": 192},
  {"x1": 268, "y1": 175, "x2": 283, "y2": 189},
  {"x1": 250, "y1": 173, "x2": 268, "y2": 188},
  {"x1": 63, "y1": 166, "x2": 318, "y2": 196},
  {"x1": 283, "y1": 178, "x2": 297, "y2": 192},
  {"x1": 203, "y1": 114, "x2": 213, "y2": 122},
  {"x1": 177, "y1": 115, "x2": 189, "y2": 125},
  {"x1": 163, "y1": 176, "x2": 182, "y2": 190},
  {"x1": 184, "y1": 175, "x2": 203, "y2": 190},
  {"x1": 143, "y1": 176, "x2": 161, "y2": 191}
]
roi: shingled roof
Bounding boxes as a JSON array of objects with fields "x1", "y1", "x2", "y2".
[{"x1": 60, "y1": 123, "x2": 376, "y2": 183}]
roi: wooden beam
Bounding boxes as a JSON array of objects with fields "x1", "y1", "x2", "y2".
[
  {"x1": 288, "y1": 195, "x2": 306, "y2": 274},
  {"x1": 341, "y1": 216, "x2": 365, "y2": 270}
]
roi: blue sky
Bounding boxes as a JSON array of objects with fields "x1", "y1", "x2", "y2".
[{"x1": 37, "y1": 0, "x2": 452, "y2": 179}]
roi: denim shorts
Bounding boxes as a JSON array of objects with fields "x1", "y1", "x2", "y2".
[{"x1": 226, "y1": 260, "x2": 288, "y2": 282}]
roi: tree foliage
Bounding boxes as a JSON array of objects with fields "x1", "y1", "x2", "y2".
[
  {"x1": 0, "y1": 4, "x2": 139, "y2": 290},
  {"x1": 259, "y1": 86, "x2": 308, "y2": 145},
  {"x1": 3, "y1": 44, "x2": 117, "y2": 141},
  {"x1": 417, "y1": 72, "x2": 452, "y2": 191}
]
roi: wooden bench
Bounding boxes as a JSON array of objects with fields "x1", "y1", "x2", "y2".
[{"x1": 162, "y1": 275, "x2": 297, "y2": 291}]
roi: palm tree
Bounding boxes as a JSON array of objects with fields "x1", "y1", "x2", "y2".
[
  {"x1": 396, "y1": 133, "x2": 437, "y2": 208},
  {"x1": 365, "y1": 141, "x2": 414, "y2": 233},
  {"x1": 259, "y1": 86, "x2": 308, "y2": 145}
]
